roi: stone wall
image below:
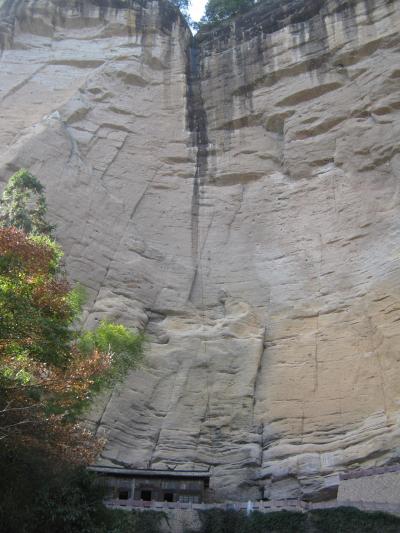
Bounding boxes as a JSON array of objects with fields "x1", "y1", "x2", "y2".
[
  {"x1": 1, "y1": 0, "x2": 400, "y2": 501},
  {"x1": 338, "y1": 466, "x2": 400, "y2": 506}
]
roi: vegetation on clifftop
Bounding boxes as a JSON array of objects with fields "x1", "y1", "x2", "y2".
[
  {"x1": 171, "y1": 0, "x2": 191, "y2": 23},
  {"x1": 193, "y1": 0, "x2": 261, "y2": 30}
]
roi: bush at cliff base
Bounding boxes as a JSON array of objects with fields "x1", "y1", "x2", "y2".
[
  {"x1": 310, "y1": 507, "x2": 400, "y2": 532},
  {"x1": 185, "y1": 507, "x2": 400, "y2": 533},
  {"x1": 0, "y1": 444, "x2": 165, "y2": 532}
]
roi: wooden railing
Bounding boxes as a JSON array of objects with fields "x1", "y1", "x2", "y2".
[
  {"x1": 105, "y1": 498, "x2": 399, "y2": 514},
  {"x1": 105, "y1": 499, "x2": 331, "y2": 512}
]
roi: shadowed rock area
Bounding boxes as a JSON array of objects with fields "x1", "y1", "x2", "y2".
[{"x1": 0, "y1": 0, "x2": 400, "y2": 501}]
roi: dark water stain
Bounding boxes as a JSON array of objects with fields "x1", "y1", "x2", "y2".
[
  {"x1": 0, "y1": 0, "x2": 185, "y2": 44},
  {"x1": 196, "y1": 0, "x2": 326, "y2": 53},
  {"x1": 186, "y1": 40, "x2": 209, "y2": 262},
  {"x1": 195, "y1": 0, "x2": 365, "y2": 56}
]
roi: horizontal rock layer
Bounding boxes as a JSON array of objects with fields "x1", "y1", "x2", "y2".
[{"x1": 1, "y1": 0, "x2": 400, "y2": 501}]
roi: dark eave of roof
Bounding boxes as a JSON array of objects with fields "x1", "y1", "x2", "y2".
[{"x1": 88, "y1": 465, "x2": 211, "y2": 479}]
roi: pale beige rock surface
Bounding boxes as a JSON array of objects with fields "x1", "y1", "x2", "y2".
[
  {"x1": 338, "y1": 471, "x2": 400, "y2": 505},
  {"x1": 0, "y1": 0, "x2": 400, "y2": 501}
]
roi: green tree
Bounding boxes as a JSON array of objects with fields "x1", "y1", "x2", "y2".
[
  {"x1": 171, "y1": 0, "x2": 191, "y2": 24},
  {"x1": 0, "y1": 226, "x2": 144, "y2": 436},
  {"x1": 0, "y1": 168, "x2": 54, "y2": 236},
  {"x1": 0, "y1": 443, "x2": 166, "y2": 533},
  {"x1": 78, "y1": 321, "x2": 144, "y2": 390},
  {"x1": 0, "y1": 171, "x2": 147, "y2": 531},
  {"x1": 0, "y1": 171, "x2": 143, "y2": 408},
  {"x1": 195, "y1": 0, "x2": 256, "y2": 29},
  {"x1": 171, "y1": 0, "x2": 189, "y2": 11},
  {"x1": 0, "y1": 228, "x2": 74, "y2": 367},
  {"x1": 206, "y1": 0, "x2": 254, "y2": 23}
]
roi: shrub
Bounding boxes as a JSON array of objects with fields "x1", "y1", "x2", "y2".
[
  {"x1": 78, "y1": 320, "x2": 144, "y2": 389},
  {"x1": 186, "y1": 507, "x2": 400, "y2": 533},
  {"x1": 189, "y1": 509, "x2": 306, "y2": 533},
  {"x1": 194, "y1": 0, "x2": 256, "y2": 30},
  {"x1": 0, "y1": 168, "x2": 54, "y2": 236},
  {"x1": 0, "y1": 171, "x2": 147, "y2": 532},
  {"x1": 309, "y1": 506, "x2": 400, "y2": 533},
  {"x1": 105, "y1": 510, "x2": 167, "y2": 533},
  {"x1": 0, "y1": 225, "x2": 144, "y2": 434},
  {"x1": 0, "y1": 227, "x2": 75, "y2": 367},
  {"x1": 0, "y1": 444, "x2": 166, "y2": 533}
]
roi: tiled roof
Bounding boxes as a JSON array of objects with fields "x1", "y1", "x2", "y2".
[{"x1": 88, "y1": 465, "x2": 211, "y2": 479}]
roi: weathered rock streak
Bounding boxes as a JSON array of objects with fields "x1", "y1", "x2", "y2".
[{"x1": 1, "y1": 0, "x2": 400, "y2": 500}]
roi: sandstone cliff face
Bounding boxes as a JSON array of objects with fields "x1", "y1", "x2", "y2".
[{"x1": 1, "y1": 0, "x2": 400, "y2": 501}]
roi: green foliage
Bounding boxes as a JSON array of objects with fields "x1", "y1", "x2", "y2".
[
  {"x1": 0, "y1": 229, "x2": 75, "y2": 368},
  {"x1": 106, "y1": 510, "x2": 167, "y2": 533},
  {"x1": 0, "y1": 444, "x2": 166, "y2": 533},
  {"x1": 202, "y1": 0, "x2": 254, "y2": 25},
  {"x1": 171, "y1": 0, "x2": 189, "y2": 11},
  {"x1": 0, "y1": 445, "x2": 104, "y2": 533},
  {"x1": 186, "y1": 508, "x2": 400, "y2": 533},
  {"x1": 68, "y1": 284, "x2": 87, "y2": 316},
  {"x1": 30, "y1": 234, "x2": 64, "y2": 272},
  {"x1": 0, "y1": 169, "x2": 54, "y2": 236},
  {"x1": 309, "y1": 506, "x2": 400, "y2": 533},
  {"x1": 0, "y1": 227, "x2": 143, "y2": 413},
  {"x1": 78, "y1": 320, "x2": 144, "y2": 387},
  {"x1": 0, "y1": 172, "x2": 147, "y2": 532},
  {"x1": 188, "y1": 509, "x2": 306, "y2": 533},
  {"x1": 170, "y1": 0, "x2": 191, "y2": 25}
]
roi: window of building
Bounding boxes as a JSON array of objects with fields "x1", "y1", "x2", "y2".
[
  {"x1": 161, "y1": 480, "x2": 179, "y2": 489},
  {"x1": 118, "y1": 489, "x2": 130, "y2": 500},
  {"x1": 141, "y1": 490, "x2": 152, "y2": 501},
  {"x1": 164, "y1": 492, "x2": 174, "y2": 502},
  {"x1": 179, "y1": 495, "x2": 200, "y2": 503}
]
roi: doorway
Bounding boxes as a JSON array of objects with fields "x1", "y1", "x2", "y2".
[{"x1": 141, "y1": 490, "x2": 152, "y2": 501}]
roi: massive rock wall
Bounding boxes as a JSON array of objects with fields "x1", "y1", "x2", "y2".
[
  {"x1": 192, "y1": 0, "x2": 400, "y2": 500},
  {"x1": 1, "y1": 0, "x2": 400, "y2": 501}
]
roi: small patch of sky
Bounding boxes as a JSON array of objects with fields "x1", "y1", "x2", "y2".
[{"x1": 189, "y1": 0, "x2": 206, "y2": 24}]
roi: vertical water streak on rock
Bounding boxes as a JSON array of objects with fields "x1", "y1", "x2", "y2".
[{"x1": 186, "y1": 39, "x2": 208, "y2": 302}]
